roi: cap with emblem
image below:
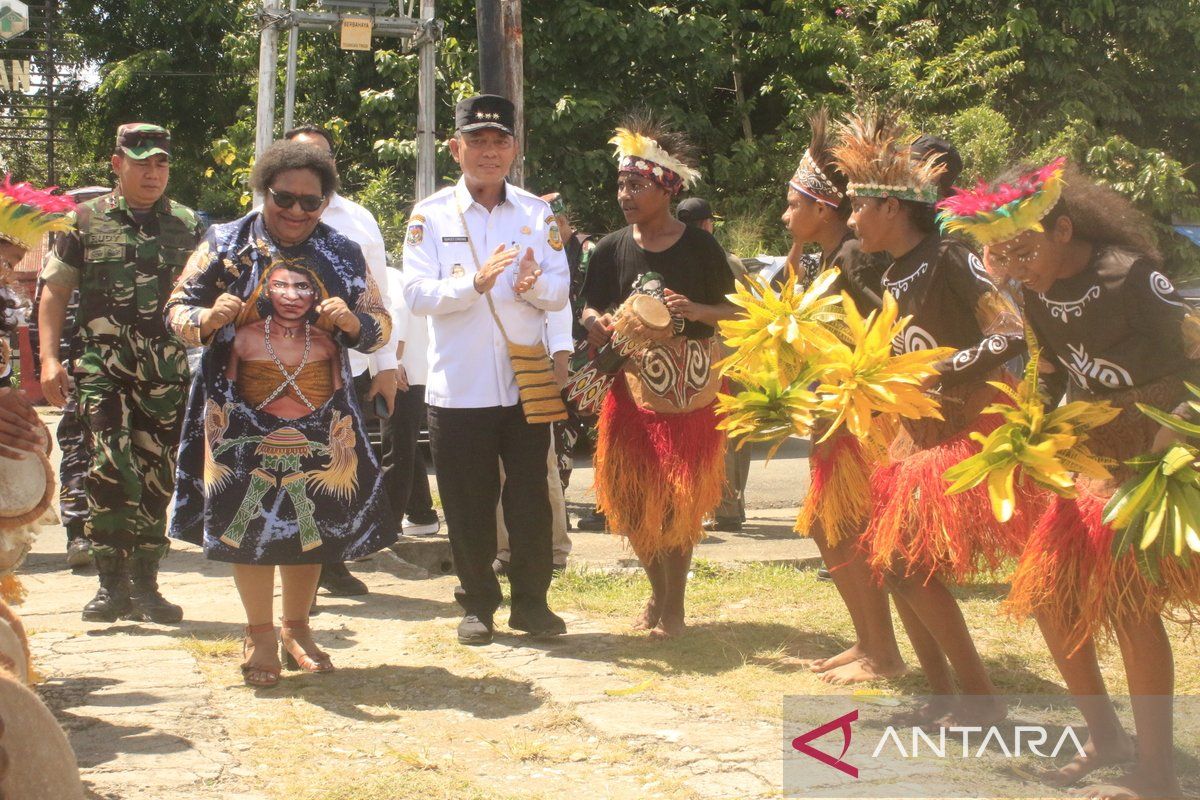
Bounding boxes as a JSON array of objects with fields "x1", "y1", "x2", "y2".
[
  {"x1": 455, "y1": 95, "x2": 515, "y2": 136},
  {"x1": 115, "y1": 123, "x2": 171, "y2": 160}
]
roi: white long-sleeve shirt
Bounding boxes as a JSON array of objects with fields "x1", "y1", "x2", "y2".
[
  {"x1": 387, "y1": 267, "x2": 429, "y2": 387},
  {"x1": 319, "y1": 193, "x2": 397, "y2": 377},
  {"x1": 401, "y1": 178, "x2": 569, "y2": 408}
]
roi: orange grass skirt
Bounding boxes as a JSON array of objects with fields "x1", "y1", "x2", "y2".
[
  {"x1": 1007, "y1": 374, "x2": 1200, "y2": 652},
  {"x1": 795, "y1": 425, "x2": 891, "y2": 547},
  {"x1": 862, "y1": 384, "x2": 1035, "y2": 584},
  {"x1": 594, "y1": 380, "x2": 725, "y2": 559},
  {"x1": 1006, "y1": 492, "x2": 1200, "y2": 653}
]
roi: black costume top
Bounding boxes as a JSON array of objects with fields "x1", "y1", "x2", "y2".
[
  {"x1": 796, "y1": 232, "x2": 888, "y2": 316},
  {"x1": 882, "y1": 234, "x2": 1024, "y2": 387},
  {"x1": 1024, "y1": 246, "x2": 1200, "y2": 401},
  {"x1": 581, "y1": 225, "x2": 735, "y2": 339}
]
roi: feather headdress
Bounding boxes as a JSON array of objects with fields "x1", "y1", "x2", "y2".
[
  {"x1": 0, "y1": 176, "x2": 76, "y2": 252},
  {"x1": 789, "y1": 109, "x2": 845, "y2": 208},
  {"x1": 832, "y1": 111, "x2": 945, "y2": 205},
  {"x1": 609, "y1": 127, "x2": 701, "y2": 195},
  {"x1": 937, "y1": 157, "x2": 1067, "y2": 246}
]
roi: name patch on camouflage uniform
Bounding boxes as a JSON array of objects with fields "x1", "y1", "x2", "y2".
[
  {"x1": 547, "y1": 216, "x2": 563, "y2": 251},
  {"x1": 406, "y1": 214, "x2": 425, "y2": 246}
]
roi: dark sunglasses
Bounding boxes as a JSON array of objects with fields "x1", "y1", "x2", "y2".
[{"x1": 269, "y1": 187, "x2": 325, "y2": 212}]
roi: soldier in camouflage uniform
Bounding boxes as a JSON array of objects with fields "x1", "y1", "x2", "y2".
[
  {"x1": 29, "y1": 277, "x2": 90, "y2": 568},
  {"x1": 38, "y1": 124, "x2": 203, "y2": 623}
]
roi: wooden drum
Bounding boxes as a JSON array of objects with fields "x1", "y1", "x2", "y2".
[{"x1": 610, "y1": 292, "x2": 672, "y2": 357}]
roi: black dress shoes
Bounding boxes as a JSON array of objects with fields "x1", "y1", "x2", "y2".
[
  {"x1": 319, "y1": 562, "x2": 369, "y2": 596},
  {"x1": 509, "y1": 607, "x2": 566, "y2": 637},
  {"x1": 457, "y1": 614, "x2": 494, "y2": 645}
]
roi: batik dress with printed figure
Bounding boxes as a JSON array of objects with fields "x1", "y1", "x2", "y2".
[
  {"x1": 793, "y1": 234, "x2": 893, "y2": 546},
  {"x1": 1007, "y1": 248, "x2": 1200, "y2": 648},
  {"x1": 582, "y1": 225, "x2": 735, "y2": 558},
  {"x1": 863, "y1": 234, "x2": 1031, "y2": 582},
  {"x1": 165, "y1": 213, "x2": 396, "y2": 564}
]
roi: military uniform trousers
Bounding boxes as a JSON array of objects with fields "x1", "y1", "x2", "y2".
[
  {"x1": 56, "y1": 393, "x2": 90, "y2": 532},
  {"x1": 77, "y1": 374, "x2": 187, "y2": 559}
]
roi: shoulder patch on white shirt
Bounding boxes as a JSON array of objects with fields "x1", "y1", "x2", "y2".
[{"x1": 406, "y1": 214, "x2": 425, "y2": 246}]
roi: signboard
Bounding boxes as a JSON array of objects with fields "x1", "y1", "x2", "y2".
[
  {"x1": 340, "y1": 16, "x2": 372, "y2": 51},
  {"x1": 0, "y1": 0, "x2": 28, "y2": 41}
]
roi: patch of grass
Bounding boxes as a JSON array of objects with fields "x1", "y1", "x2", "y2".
[
  {"x1": 488, "y1": 734, "x2": 558, "y2": 763},
  {"x1": 548, "y1": 561, "x2": 1200, "y2": 720},
  {"x1": 178, "y1": 635, "x2": 242, "y2": 660},
  {"x1": 290, "y1": 769, "x2": 536, "y2": 800}
]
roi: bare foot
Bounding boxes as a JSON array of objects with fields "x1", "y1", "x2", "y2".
[
  {"x1": 649, "y1": 611, "x2": 686, "y2": 640},
  {"x1": 1077, "y1": 769, "x2": 1183, "y2": 799},
  {"x1": 819, "y1": 656, "x2": 907, "y2": 686},
  {"x1": 1041, "y1": 733, "x2": 1135, "y2": 788},
  {"x1": 890, "y1": 696, "x2": 956, "y2": 727},
  {"x1": 809, "y1": 643, "x2": 866, "y2": 674},
  {"x1": 632, "y1": 598, "x2": 661, "y2": 631},
  {"x1": 935, "y1": 695, "x2": 1008, "y2": 728}
]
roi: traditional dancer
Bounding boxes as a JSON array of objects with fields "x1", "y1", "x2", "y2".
[
  {"x1": 0, "y1": 177, "x2": 72, "y2": 598},
  {"x1": 832, "y1": 112, "x2": 1028, "y2": 723},
  {"x1": 580, "y1": 114, "x2": 736, "y2": 638},
  {"x1": 781, "y1": 111, "x2": 904, "y2": 684},
  {"x1": 941, "y1": 159, "x2": 1200, "y2": 799}
]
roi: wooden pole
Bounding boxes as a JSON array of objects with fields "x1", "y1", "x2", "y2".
[
  {"x1": 416, "y1": 0, "x2": 437, "y2": 200},
  {"x1": 476, "y1": 0, "x2": 504, "y2": 95},
  {"x1": 283, "y1": 0, "x2": 299, "y2": 133},
  {"x1": 501, "y1": 0, "x2": 523, "y2": 187},
  {"x1": 254, "y1": 0, "x2": 281, "y2": 205}
]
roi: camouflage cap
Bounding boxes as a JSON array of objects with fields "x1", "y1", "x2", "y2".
[{"x1": 115, "y1": 123, "x2": 171, "y2": 160}]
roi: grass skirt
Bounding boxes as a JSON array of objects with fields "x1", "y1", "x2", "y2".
[
  {"x1": 863, "y1": 383, "x2": 1035, "y2": 584},
  {"x1": 795, "y1": 425, "x2": 890, "y2": 547},
  {"x1": 595, "y1": 380, "x2": 725, "y2": 559},
  {"x1": 1007, "y1": 374, "x2": 1200, "y2": 652},
  {"x1": 1007, "y1": 492, "x2": 1200, "y2": 653}
]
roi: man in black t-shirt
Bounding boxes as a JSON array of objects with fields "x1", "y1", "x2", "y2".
[
  {"x1": 677, "y1": 197, "x2": 750, "y2": 531},
  {"x1": 579, "y1": 117, "x2": 736, "y2": 639}
]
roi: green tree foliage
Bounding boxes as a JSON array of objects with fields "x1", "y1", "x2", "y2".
[{"x1": 6, "y1": 0, "x2": 1197, "y2": 276}]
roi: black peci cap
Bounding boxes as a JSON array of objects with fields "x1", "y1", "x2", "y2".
[{"x1": 455, "y1": 94, "x2": 515, "y2": 136}]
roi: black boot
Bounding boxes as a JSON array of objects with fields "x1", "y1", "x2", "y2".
[
  {"x1": 318, "y1": 562, "x2": 369, "y2": 596},
  {"x1": 81, "y1": 554, "x2": 132, "y2": 622},
  {"x1": 127, "y1": 557, "x2": 184, "y2": 624}
]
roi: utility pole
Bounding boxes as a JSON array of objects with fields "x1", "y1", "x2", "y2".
[
  {"x1": 476, "y1": 1, "x2": 504, "y2": 95},
  {"x1": 283, "y1": 0, "x2": 299, "y2": 133},
  {"x1": 255, "y1": 0, "x2": 282, "y2": 162},
  {"x1": 501, "y1": 0, "x2": 523, "y2": 187},
  {"x1": 416, "y1": 0, "x2": 437, "y2": 200}
]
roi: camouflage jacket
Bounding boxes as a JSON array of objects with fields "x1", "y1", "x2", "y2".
[{"x1": 41, "y1": 191, "x2": 203, "y2": 384}]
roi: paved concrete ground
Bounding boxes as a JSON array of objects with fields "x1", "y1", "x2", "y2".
[{"x1": 18, "y1": 410, "x2": 822, "y2": 799}]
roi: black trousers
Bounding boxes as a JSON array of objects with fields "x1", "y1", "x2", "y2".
[
  {"x1": 354, "y1": 374, "x2": 435, "y2": 529},
  {"x1": 429, "y1": 404, "x2": 554, "y2": 622},
  {"x1": 396, "y1": 386, "x2": 436, "y2": 523}
]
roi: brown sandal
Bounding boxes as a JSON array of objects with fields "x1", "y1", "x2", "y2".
[
  {"x1": 241, "y1": 623, "x2": 281, "y2": 688},
  {"x1": 279, "y1": 619, "x2": 334, "y2": 673}
]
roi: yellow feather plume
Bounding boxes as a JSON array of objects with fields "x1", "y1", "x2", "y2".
[{"x1": 609, "y1": 127, "x2": 701, "y2": 189}]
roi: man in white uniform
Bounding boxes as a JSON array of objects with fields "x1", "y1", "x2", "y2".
[
  {"x1": 286, "y1": 125, "x2": 398, "y2": 597},
  {"x1": 402, "y1": 95, "x2": 570, "y2": 645},
  {"x1": 385, "y1": 268, "x2": 439, "y2": 535}
]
